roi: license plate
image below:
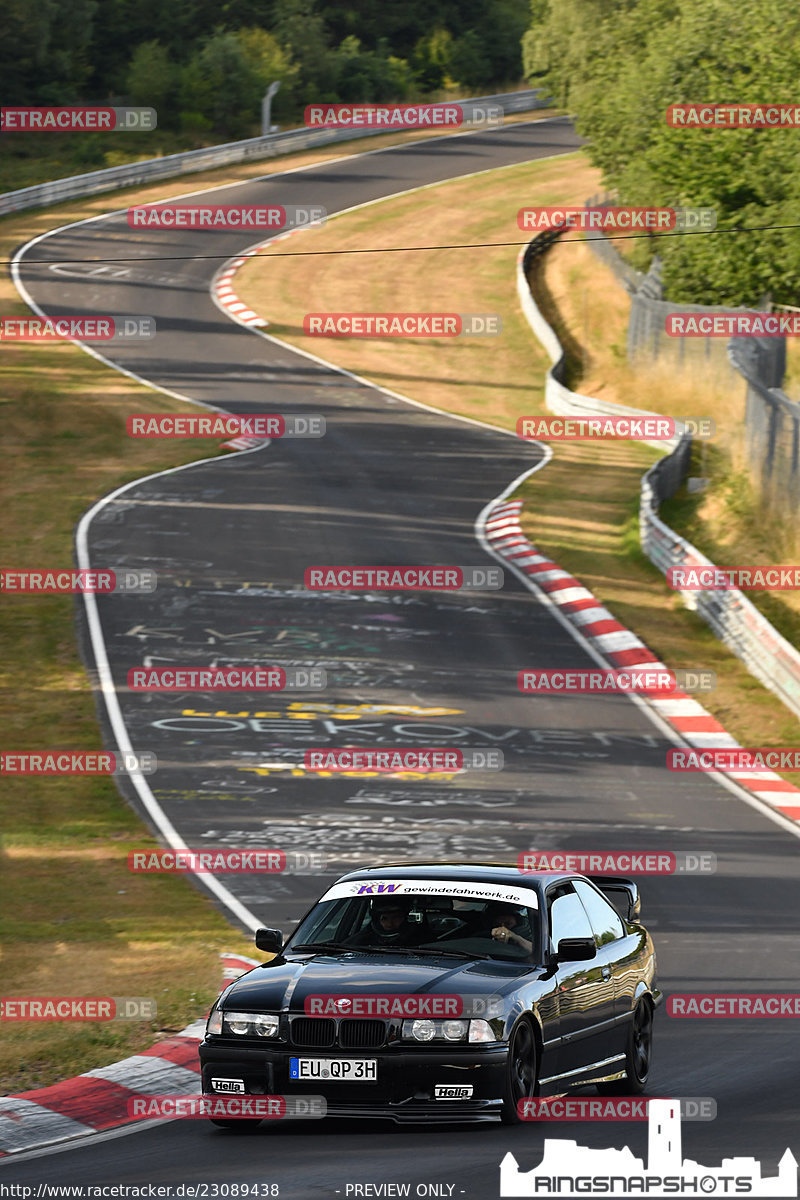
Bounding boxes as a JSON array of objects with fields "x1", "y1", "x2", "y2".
[{"x1": 290, "y1": 1057, "x2": 377, "y2": 1082}]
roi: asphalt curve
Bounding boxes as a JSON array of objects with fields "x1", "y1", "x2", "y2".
[{"x1": 4, "y1": 118, "x2": 799, "y2": 1194}]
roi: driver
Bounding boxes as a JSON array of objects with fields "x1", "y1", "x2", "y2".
[
  {"x1": 348, "y1": 895, "x2": 426, "y2": 946},
  {"x1": 486, "y1": 904, "x2": 534, "y2": 954}
]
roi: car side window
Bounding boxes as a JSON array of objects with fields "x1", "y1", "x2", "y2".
[
  {"x1": 574, "y1": 880, "x2": 626, "y2": 946},
  {"x1": 547, "y1": 885, "x2": 593, "y2": 954}
]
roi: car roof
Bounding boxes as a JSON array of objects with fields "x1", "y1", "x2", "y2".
[{"x1": 334, "y1": 861, "x2": 575, "y2": 888}]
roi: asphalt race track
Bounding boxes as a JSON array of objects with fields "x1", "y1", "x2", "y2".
[{"x1": 3, "y1": 117, "x2": 800, "y2": 1196}]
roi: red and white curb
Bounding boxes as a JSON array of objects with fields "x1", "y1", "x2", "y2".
[
  {"x1": 0, "y1": 956, "x2": 262, "y2": 1156},
  {"x1": 0, "y1": 1021, "x2": 204, "y2": 1155},
  {"x1": 213, "y1": 251, "x2": 269, "y2": 328},
  {"x1": 215, "y1": 253, "x2": 268, "y2": 454},
  {"x1": 212, "y1": 225, "x2": 309, "y2": 335},
  {"x1": 213, "y1": 231, "x2": 308, "y2": 453},
  {"x1": 485, "y1": 499, "x2": 800, "y2": 824}
]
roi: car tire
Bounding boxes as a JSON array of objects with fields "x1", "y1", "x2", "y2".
[
  {"x1": 597, "y1": 998, "x2": 653, "y2": 1096},
  {"x1": 501, "y1": 1019, "x2": 538, "y2": 1124}
]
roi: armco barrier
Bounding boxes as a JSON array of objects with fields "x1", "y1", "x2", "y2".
[
  {"x1": 518, "y1": 226, "x2": 800, "y2": 723},
  {"x1": 0, "y1": 91, "x2": 548, "y2": 217}
]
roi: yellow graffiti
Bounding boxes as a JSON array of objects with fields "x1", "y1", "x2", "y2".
[
  {"x1": 180, "y1": 701, "x2": 464, "y2": 719},
  {"x1": 238, "y1": 766, "x2": 460, "y2": 780}
]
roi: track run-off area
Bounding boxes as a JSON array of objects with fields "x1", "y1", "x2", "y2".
[{"x1": 3, "y1": 118, "x2": 799, "y2": 1197}]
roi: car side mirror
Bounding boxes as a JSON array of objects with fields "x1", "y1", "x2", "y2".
[
  {"x1": 556, "y1": 937, "x2": 596, "y2": 962},
  {"x1": 255, "y1": 927, "x2": 283, "y2": 953}
]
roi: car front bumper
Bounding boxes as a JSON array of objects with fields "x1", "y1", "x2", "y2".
[{"x1": 199, "y1": 1039, "x2": 508, "y2": 1123}]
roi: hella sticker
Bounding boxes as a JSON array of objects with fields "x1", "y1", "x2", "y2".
[
  {"x1": 434, "y1": 1084, "x2": 473, "y2": 1099},
  {"x1": 211, "y1": 1078, "x2": 245, "y2": 1093}
]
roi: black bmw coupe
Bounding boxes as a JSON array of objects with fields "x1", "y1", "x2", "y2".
[{"x1": 199, "y1": 862, "x2": 662, "y2": 1126}]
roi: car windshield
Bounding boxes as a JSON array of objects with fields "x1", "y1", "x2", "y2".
[{"x1": 287, "y1": 890, "x2": 539, "y2": 962}]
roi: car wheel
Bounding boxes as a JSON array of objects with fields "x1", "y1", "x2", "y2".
[
  {"x1": 597, "y1": 998, "x2": 653, "y2": 1096},
  {"x1": 501, "y1": 1019, "x2": 538, "y2": 1124}
]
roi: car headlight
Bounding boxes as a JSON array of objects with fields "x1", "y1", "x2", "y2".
[
  {"x1": 468, "y1": 1019, "x2": 496, "y2": 1043},
  {"x1": 402, "y1": 1019, "x2": 473, "y2": 1043},
  {"x1": 223, "y1": 1011, "x2": 280, "y2": 1037}
]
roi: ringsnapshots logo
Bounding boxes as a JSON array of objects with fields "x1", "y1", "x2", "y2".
[
  {"x1": 518, "y1": 851, "x2": 716, "y2": 875},
  {"x1": 500, "y1": 1099, "x2": 797, "y2": 1197},
  {"x1": 0, "y1": 568, "x2": 156, "y2": 594},
  {"x1": 666, "y1": 312, "x2": 800, "y2": 338},
  {"x1": 127, "y1": 1095, "x2": 326, "y2": 1120},
  {"x1": 304, "y1": 566, "x2": 503, "y2": 591},
  {"x1": 667, "y1": 103, "x2": 800, "y2": 129},
  {"x1": 517, "y1": 206, "x2": 717, "y2": 233},
  {"x1": 0, "y1": 751, "x2": 157, "y2": 776},
  {"x1": 304, "y1": 102, "x2": 503, "y2": 130},
  {"x1": 517, "y1": 416, "x2": 716, "y2": 440},
  {"x1": 518, "y1": 1097, "x2": 716, "y2": 1122},
  {"x1": 127, "y1": 204, "x2": 325, "y2": 230},
  {"x1": 303, "y1": 748, "x2": 503, "y2": 774},
  {"x1": 0, "y1": 316, "x2": 156, "y2": 342},
  {"x1": 0, "y1": 997, "x2": 156, "y2": 1021},
  {"x1": 128, "y1": 849, "x2": 326, "y2": 874},
  {"x1": 1, "y1": 107, "x2": 156, "y2": 131},
  {"x1": 126, "y1": 413, "x2": 325, "y2": 439},
  {"x1": 127, "y1": 666, "x2": 327, "y2": 691},
  {"x1": 303, "y1": 993, "x2": 503, "y2": 1018},
  {"x1": 303, "y1": 313, "x2": 501, "y2": 337},
  {"x1": 668, "y1": 564, "x2": 800, "y2": 590}
]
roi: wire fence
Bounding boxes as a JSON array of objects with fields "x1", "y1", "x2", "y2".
[{"x1": 518, "y1": 223, "x2": 800, "y2": 723}]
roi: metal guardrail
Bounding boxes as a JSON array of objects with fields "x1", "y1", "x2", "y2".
[
  {"x1": 517, "y1": 225, "x2": 800, "y2": 723},
  {"x1": 0, "y1": 90, "x2": 549, "y2": 217}
]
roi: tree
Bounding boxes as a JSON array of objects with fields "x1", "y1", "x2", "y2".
[
  {"x1": 179, "y1": 30, "x2": 262, "y2": 136},
  {"x1": 126, "y1": 40, "x2": 174, "y2": 119}
]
